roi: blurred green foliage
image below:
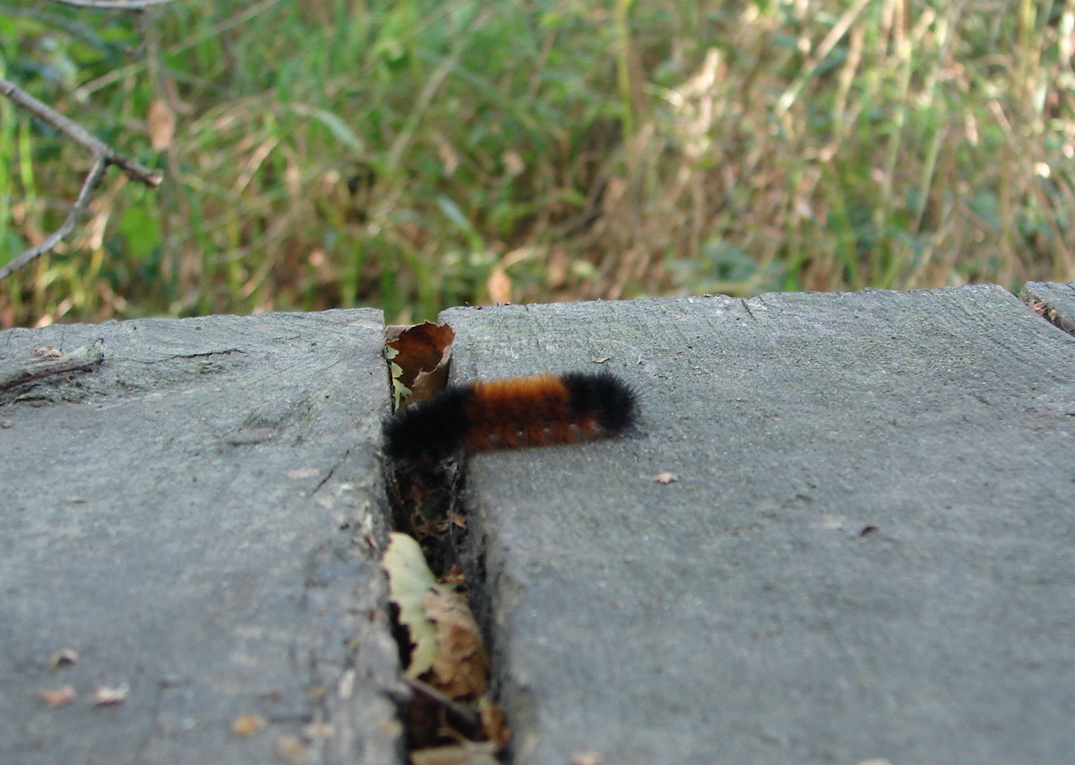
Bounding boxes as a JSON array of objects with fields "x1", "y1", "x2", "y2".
[{"x1": 2, "y1": 0, "x2": 1074, "y2": 327}]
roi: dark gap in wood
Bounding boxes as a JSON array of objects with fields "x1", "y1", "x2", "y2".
[{"x1": 384, "y1": 445, "x2": 510, "y2": 761}]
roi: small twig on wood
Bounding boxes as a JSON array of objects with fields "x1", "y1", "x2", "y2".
[
  {"x1": 0, "y1": 76, "x2": 164, "y2": 282},
  {"x1": 0, "y1": 339, "x2": 106, "y2": 392}
]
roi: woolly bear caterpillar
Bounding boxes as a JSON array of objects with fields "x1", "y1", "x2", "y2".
[{"x1": 383, "y1": 371, "x2": 637, "y2": 463}]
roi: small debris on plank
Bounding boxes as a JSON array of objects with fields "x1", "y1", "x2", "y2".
[
  {"x1": 231, "y1": 713, "x2": 266, "y2": 736},
  {"x1": 571, "y1": 752, "x2": 603, "y2": 765},
  {"x1": 38, "y1": 685, "x2": 77, "y2": 708},
  {"x1": 47, "y1": 648, "x2": 79, "y2": 668},
  {"x1": 92, "y1": 685, "x2": 129, "y2": 706}
]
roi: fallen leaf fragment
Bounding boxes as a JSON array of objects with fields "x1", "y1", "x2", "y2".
[
  {"x1": 47, "y1": 648, "x2": 78, "y2": 668},
  {"x1": 423, "y1": 586, "x2": 489, "y2": 699},
  {"x1": 231, "y1": 713, "x2": 266, "y2": 736},
  {"x1": 382, "y1": 532, "x2": 439, "y2": 678},
  {"x1": 92, "y1": 685, "x2": 129, "y2": 706},
  {"x1": 39, "y1": 685, "x2": 77, "y2": 708}
]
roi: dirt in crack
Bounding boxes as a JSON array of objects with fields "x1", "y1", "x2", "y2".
[{"x1": 382, "y1": 454, "x2": 510, "y2": 763}]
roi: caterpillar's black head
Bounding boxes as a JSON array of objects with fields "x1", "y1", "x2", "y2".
[
  {"x1": 382, "y1": 385, "x2": 473, "y2": 464},
  {"x1": 560, "y1": 371, "x2": 637, "y2": 436}
]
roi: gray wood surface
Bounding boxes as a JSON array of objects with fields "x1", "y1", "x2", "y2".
[
  {"x1": 0, "y1": 310, "x2": 402, "y2": 765},
  {"x1": 1022, "y1": 280, "x2": 1075, "y2": 333},
  {"x1": 443, "y1": 285, "x2": 1075, "y2": 765}
]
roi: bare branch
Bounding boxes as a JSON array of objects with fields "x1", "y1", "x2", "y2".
[
  {"x1": 0, "y1": 157, "x2": 109, "y2": 282},
  {"x1": 54, "y1": 0, "x2": 180, "y2": 9},
  {"x1": 0, "y1": 76, "x2": 164, "y2": 282},
  {"x1": 0, "y1": 77, "x2": 162, "y2": 187}
]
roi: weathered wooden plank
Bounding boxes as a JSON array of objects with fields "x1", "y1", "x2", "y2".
[
  {"x1": 0, "y1": 310, "x2": 402, "y2": 765},
  {"x1": 443, "y1": 286, "x2": 1075, "y2": 765}
]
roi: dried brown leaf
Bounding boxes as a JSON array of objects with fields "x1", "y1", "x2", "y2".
[
  {"x1": 386, "y1": 322, "x2": 455, "y2": 407},
  {"x1": 422, "y1": 586, "x2": 489, "y2": 699}
]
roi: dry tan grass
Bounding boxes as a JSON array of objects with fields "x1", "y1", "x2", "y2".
[{"x1": 2, "y1": 0, "x2": 1073, "y2": 327}]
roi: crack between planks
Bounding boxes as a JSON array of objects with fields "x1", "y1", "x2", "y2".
[
  {"x1": 1021, "y1": 286, "x2": 1075, "y2": 336},
  {"x1": 382, "y1": 412, "x2": 509, "y2": 761}
]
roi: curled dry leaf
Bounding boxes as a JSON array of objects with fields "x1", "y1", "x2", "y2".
[
  {"x1": 39, "y1": 685, "x2": 77, "y2": 708},
  {"x1": 385, "y1": 322, "x2": 455, "y2": 408},
  {"x1": 382, "y1": 532, "x2": 439, "y2": 678}
]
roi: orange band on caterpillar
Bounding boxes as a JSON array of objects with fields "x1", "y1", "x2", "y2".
[{"x1": 383, "y1": 372, "x2": 636, "y2": 463}]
